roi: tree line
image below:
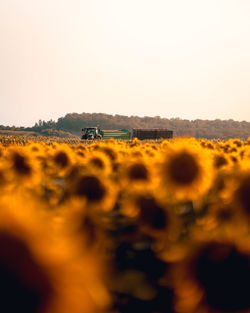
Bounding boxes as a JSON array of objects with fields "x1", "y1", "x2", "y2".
[{"x1": 0, "y1": 113, "x2": 249, "y2": 140}]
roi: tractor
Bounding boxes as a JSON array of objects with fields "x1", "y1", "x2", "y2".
[{"x1": 81, "y1": 127, "x2": 104, "y2": 140}]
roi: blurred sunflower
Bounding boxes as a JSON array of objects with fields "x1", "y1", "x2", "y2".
[
  {"x1": 200, "y1": 140, "x2": 216, "y2": 150},
  {"x1": 126, "y1": 161, "x2": 149, "y2": 181},
  {"x1": 119, "y1": 188, "x2": 182, "y2": 264},
  {"x1": 8, "y1": 148, "x2": 33, "y2": 177},
  {"x1": 27, "y1": 143, "x2": 43, "y2": 154},
  {"x1": 192, "y1": 200, "x2": 248, "y2": 240},
  {"x1": 69, "y1": 170, "x2": 117, "y2": 212},
  {"x1": 209, "y1": 169, "x2": 236, "y2": 203},
  {"x1": 0, "y1": 144, "x2": 5, "y2": 158},
  {"x1": 51, "y1": 144, "x2": 74, "y2": 176},
  {"x1": 72, "y1": 144, "x2": 88, "y2": 161},
  {"x1": 130, "y1": 137, "x2": 140, "y2": 147},
  {"x1": 60, "y1": 201, "x2": 112, "y2": 258},
  {"x1": 5, "y1": 147, "x2": 41, "y2": 187},
  {"x1": 120, "y1": 188, "x2": 177, "y2": 238},
  {"x1": 213, "y1": 152, "x2": 229, "y2": 170},
  {"x1": 74, "y1": 144, "x2": 87, "y2": 152},
  {"x1": 159, "y1": 142, "x2": 214, "y2": 201},
  {"x1": 0, "y1": 199, "x2": 104, "y2": 313},
  {"x1": 232, "y1": 172, "x2": 250, "y2": 217},
  {"x1": 174, "y1": 238, "x2": 250, "y2": 313},
  {"x1": 99, "y1": 145, "x2": 118, "y2": 163},
  {"x1": 86, "y1": 151, "x2": 112, "y2": 175},
  {"x1": 0, "y1": 165, "x2": 8, "y2": 188},
  {"x1": 118, "y1": 156, "x2": 155, "y2": 190}
]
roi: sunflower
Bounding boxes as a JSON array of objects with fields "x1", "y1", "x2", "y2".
[
  {"x1": 5, "y1": 146, "x2": 41, "y2": 187},
  {"x1": 0, "y1": 166, "x2": 8, "y2": 188},
  {"x1": 127, "y1": 161, "x2": 149, "y2": 181},
  {"x1": 0, "y1": 198, "x2": 104, "y2": 313},
  {"x1": 119, "y1": 187, "x2": 180, "y2": 250},
  {"x1": 212, "y1": 152, "x2": 229, "y2": 169},
  {"x1": 86, "y1": 151, "x2": 112, "y2": 176},
  {"x1": 27, "y1": 142, "x2": 44, "y2": 155},
  {"x1": 54, "y1": 150, "x2": 70, "y2": 168},
  {"x1": 8, "y1": 148, "x2": 33, "y2": 177},
  {"x1": 200, "y1": 140, "x2": 216, "y2": 150},
  {"x1": 0, "y1": 144, "x2": 5, "y2": 158},
  {"x1": 232, "y1": 172, "x2": 250, "y2": 217},
  {"x1": 174, "y1": 238, "x2": 250, "y2": 313},
  {"x1": 99, "y1": 145, "x2": 118, "y2": 163},
  {"x1": 118, "y1": 156, "x2": 155, "y2": 191},
  {"x1": 69, "y1": 169, "x2": 117, "y2": 212},
  {"x1": 50, "y1": 144, "x2": 74, "y2": 176},
  {"x1": 209, "y1": 169, "x2": 237, "y2": 203},
  {"x1": 72, "y1": 144, "x2": 88, "y2": 161},
  {"x1": 191, "y1": 200, "x2": 248, "y2": 241},
  {"x1": 159, "y1": 141, "x2": 214, "y2": 201},
  {"x1": 58, "y1": 200, "x2": 113, "y2": 260}
]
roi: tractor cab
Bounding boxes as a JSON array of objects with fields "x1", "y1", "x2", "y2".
[{"x1": 81, "y1": 127, "x2": 103, "y2": 140}]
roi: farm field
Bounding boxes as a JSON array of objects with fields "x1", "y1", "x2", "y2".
[{"x1": 0, "y1": 135, "x2": 250, "y2": 313}]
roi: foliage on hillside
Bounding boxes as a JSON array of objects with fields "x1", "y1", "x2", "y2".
[
  {"x1": 1, "y1": 112, "x2": 250, "y2": 139},
  {"x1": 0, "y1": 126, "x2": 75, "y2": 138},
  {"x1": 0, "y1": 130, "x2": 39, "y2": 137}
]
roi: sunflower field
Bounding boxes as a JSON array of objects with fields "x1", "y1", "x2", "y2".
[{"x1": 0, "y1": 134, "x2": 250, "y2": 313}]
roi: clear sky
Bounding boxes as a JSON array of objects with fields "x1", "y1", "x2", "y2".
[{"x1": 0, "y1": 0, "x2": 250, "y2": 127}]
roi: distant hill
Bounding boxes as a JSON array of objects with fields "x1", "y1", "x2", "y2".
[
  {"x1": 1, "y1": 113, "x2": 250, "y2": 140},
  {"x1": 0, "y1": 130, "x2": 40, "y2": 137}
]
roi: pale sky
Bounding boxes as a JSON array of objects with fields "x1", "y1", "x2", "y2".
[{"x1": 0, "y1": 0, "x2": 250, "y2": 127}]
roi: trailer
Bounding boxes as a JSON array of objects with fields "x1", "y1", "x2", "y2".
[
  {"x1": 103, "y1": 129, "x2": 173, "y2": 140},
  {"x1": 132, "y1": 128, "x2": 173, "y2": 140}
]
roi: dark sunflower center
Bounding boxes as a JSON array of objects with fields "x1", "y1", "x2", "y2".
[
  {"x1": 77, "y1": 151, "x2": 85, "y2": 158},
  {"x1": 31, "y1": 146, "x2": 39, "y2": 152},
  {"x1": 0, "y1": 233, "x2": 53, "y2": 313},
  {"x1": 12, "y1": 153, "x2": 31, "y2": 176},
  {"x1": 54, "y1": 151, "x2": 69, "y2": 168},
  {"x1": 216, "y1": 207, "x2": 233, "y2": 222},
  {"x1": 236, "y1": 176, "x2": 250, "y2": 214},
  {"x1": 136, "y1": 196, "x2": 167, "y2": 230},
  {"x1": 101, "y1": 147, "x2": 116, "y2": 161},
  {"x1": 74, "y1": 175, "x2": 106, "y2": 201},
  {"x1": 90, "y1": 157, "x2": 105, "y2": 169},
  {"x1": 194, "y1": 242, "x2": 250, "y2": 312},
  {"x1": 0, "y1": 170, "x2": 6, "y2": 186},
  {"x1": 128, "y1": 164, "x2": 148, "y2": 181},
  {"x1": 214, "y1": 155, "x2": 228, "y2": 169},
  {"x1": 168, "y1": 152, "x2": 199, "y2": 185}
]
